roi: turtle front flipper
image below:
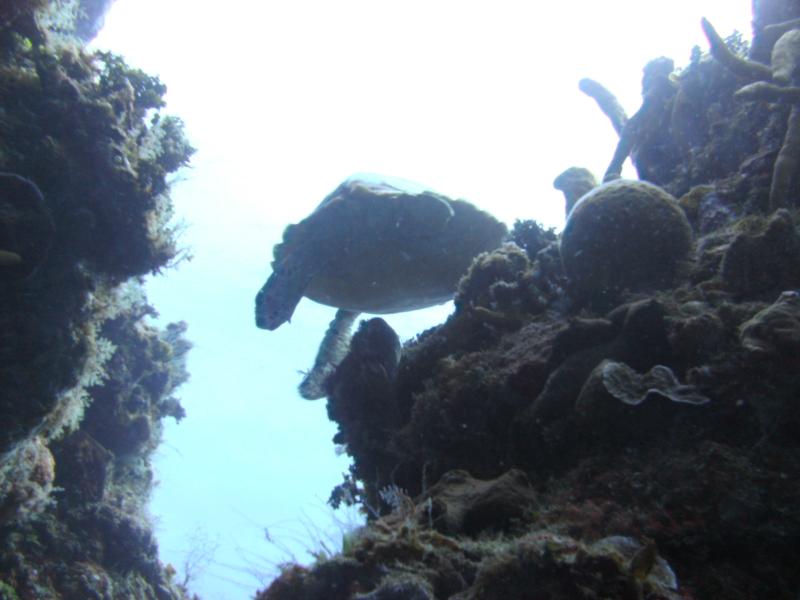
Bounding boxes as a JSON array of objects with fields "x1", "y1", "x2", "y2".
[
  {"x1": 299, "y1": 308, "x2": 360, "y2": 399},
  {"x1": 255, "y1": 261, "x2": 313, "y2": 330}
]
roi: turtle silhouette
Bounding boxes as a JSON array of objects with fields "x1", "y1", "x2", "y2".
[{"x1": 255, "y1": 174, "x2": 507, "y2": 398}]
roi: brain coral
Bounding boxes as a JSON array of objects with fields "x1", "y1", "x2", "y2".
[{"x1": 559, "y1": 179, "x2": 693, "y2": 300}]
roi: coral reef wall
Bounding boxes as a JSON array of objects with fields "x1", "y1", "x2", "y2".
[
  {"x1": 0, "y1": 2, "x2": 195, "y2": 599},
  {"x1": 259, "y1": 2, "x2": 800, "y2": 599}
]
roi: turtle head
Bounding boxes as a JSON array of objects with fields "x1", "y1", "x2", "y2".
[{"x1": 255, "y1": 263, "x2": 311, "y2": 330}]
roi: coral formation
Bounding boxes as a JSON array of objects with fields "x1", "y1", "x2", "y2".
[
  {"x1": 719, "y1": 208, "x2": 800, "y2": 297},
  {"x1": 578, "y1": 77, "x2": 627, "y2": 135},
  {"x1": 262, "y1": 471, "x2": 684, "y2": 600},
  {"x1": 573, "y1": 360, "x2": 710, "y2": 443},
  {"x1": 257, "y1": 2, "x2": 800, "y2": 599},
  {"x1": 0, "y1": 1, "x2": 194, "y2": 598},
  {"x1": 704, "y1": 16, "x2": 800, "y2": 208},
  {"x1": 582, "y1": 57, "x2": 679, "y2": 182},
  {"x1": 0, "y1": 299, "x2": 193, "y2": 599},
  {"x1": 738, "y1": 289, "x2": 800, "y2": 355},
  {"x1": 559, "y1": 179, "x2": 693, "y2": 304},
  {"x1": 583, "y1": 360, "x2": 710, "y2": 408},
  {"x1": 551, "y1": 166, "x2": 597, "y2": 216},
  {"x1": 0, "y1": 0, "x2": 193, "y2": 450}
]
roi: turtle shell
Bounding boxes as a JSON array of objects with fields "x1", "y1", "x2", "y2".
[{"x1": 256, "y1": 175, "x2": 507, "y2": 329}]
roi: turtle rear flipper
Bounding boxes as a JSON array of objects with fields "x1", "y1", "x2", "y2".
[{"x1": 299, "y1": 308, "x2": 360, "y2": 400}]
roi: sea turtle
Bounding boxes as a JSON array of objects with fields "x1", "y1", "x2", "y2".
[{"x1": 255, "y1": 174, "x2": 507, "y2": 398}]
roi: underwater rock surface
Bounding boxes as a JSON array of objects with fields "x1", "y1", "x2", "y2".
[
  {"x1": 259, "y1": 2, "x2": 800, "y2": 599},
  {"x1": 0, "y1": 3, "x2": 194, "y2": 599}
]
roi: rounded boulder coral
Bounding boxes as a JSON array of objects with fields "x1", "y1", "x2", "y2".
[{"x1": 559, "y1": 180, "x2": 693, "y2": 300}]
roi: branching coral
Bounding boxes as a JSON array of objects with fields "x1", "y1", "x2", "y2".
[
  {"x1": 581, "y1": 58, "x2": 677, "y2": 182},
  {"x1": 700, "y1": 18, "x2": 772, "y2": 81},
  {"x1": 552, "y1": 166, "x2": 597, "y2": 217},
  {"x1": 703, "y1": 17, "x2": 800, "y2": 209},
  {"x1": 578, "y1": 78, "x2": 628, "y2": 135}
]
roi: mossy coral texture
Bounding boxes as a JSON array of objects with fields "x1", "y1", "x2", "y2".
[
  {"x1": 560, "y1": 180, "x2": 693, "y2": 301},
  {"x1": 0, "y1": 2, "x2": 194, "y2": 599}
]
